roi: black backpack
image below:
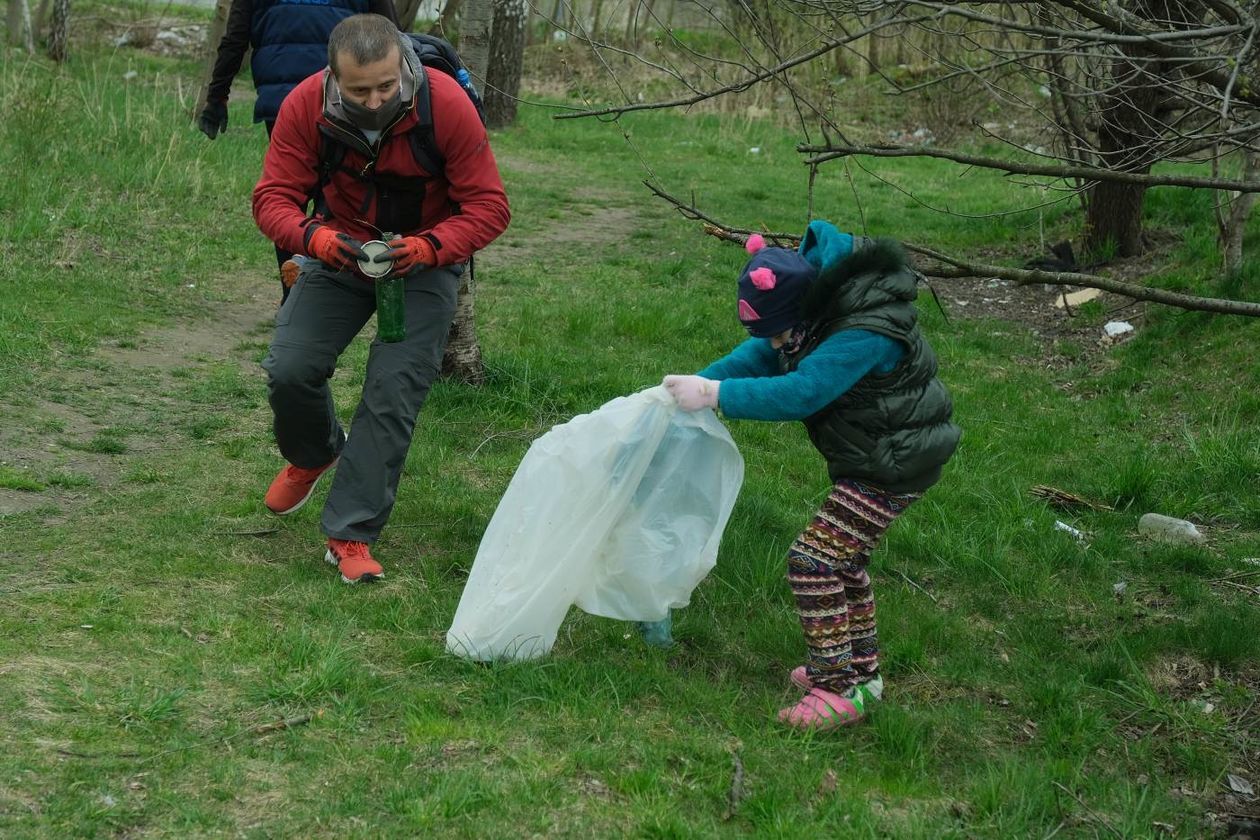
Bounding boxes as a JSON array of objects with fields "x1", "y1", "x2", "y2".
[{"x1": 311, "y1": 32, "x2": 486, "y2": 225}]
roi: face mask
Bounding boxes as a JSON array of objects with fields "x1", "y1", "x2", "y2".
[{"x1": 339, "y1": 86, "x2": 403, "y2": 131}]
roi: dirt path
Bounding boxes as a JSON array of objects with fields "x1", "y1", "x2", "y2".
[{"x1": 0, "y1": 163, "x2": 655, "y2": 522}]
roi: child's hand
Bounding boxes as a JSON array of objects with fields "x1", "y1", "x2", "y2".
[{"x1": 663, "y1": 375, "x2": 720, "y2": 411}]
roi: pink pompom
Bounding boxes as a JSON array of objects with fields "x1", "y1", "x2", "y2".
[
  {"x1": 745, "y1": 233, "x2": 766, "y2": 254},
  {"x1": 749, "y1": 267, "x2": 777, "y2": 290}
]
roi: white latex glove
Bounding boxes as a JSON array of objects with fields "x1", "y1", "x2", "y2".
[{"x1": 663, "y1": 374, "x2": 720, "y2": 412}]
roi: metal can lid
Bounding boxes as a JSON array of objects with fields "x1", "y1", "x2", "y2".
[{"x1": 358, "y1": 240, "x2": 393, "y2": 278}]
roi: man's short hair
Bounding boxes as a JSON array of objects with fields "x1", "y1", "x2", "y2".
[{"x1": 328, "y1": 14, "x2": 400, "y2": 76}]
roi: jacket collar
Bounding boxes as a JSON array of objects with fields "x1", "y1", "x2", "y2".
[{"x1": 319, "y1": 33, "x2": 425, "y2": 151}]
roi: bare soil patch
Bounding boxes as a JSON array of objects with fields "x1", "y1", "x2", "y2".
[{"x1": 0, "y1": 277, "x2": 273, "y2": 520}]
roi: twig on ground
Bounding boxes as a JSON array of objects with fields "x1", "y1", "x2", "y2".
[
  {"x1": 1030, "y1": 484, "x2": 1115, "y2": 512},
  {"x1": 54, "y1": 713, "x2": 318, "y2": 763},
  {"x1": 1052, "y1": 782, "x2": 1125, "y2": 839},
  {"x1": 889, "y1": 567, "x2": 939, "y2": 603},
  {"x1": 1208, "y1": 570, "x2": 1260, "y2": 582},
  {"x1": 56, "y1": 747, "x2": 143, "y2": 759},
  {"x1": 722, "y1": 751, "x2": 746, "y2": 821}
]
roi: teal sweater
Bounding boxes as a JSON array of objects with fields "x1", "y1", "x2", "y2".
[{"x1": 698, "y1": 330, "x2": 904, "y2": 421}]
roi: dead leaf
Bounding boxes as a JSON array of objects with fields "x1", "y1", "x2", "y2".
[{"x1": 1225, "y1": 773, "x2": 1254, "y2": 796}]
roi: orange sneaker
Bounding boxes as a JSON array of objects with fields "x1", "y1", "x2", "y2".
[
  {"x1": 325, "y1": 538, "x2": 383, "y2": 583},
  {"x1": 264, "y1": 457, "x2": 338, "y2": 515}
]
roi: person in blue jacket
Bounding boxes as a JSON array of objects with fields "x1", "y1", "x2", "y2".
[
  {"x1": 657, "y1": 222, "x2": 961, "y2": 732},
  {"x1": 196, "y1": 0, "x2": 398, "y2": 301}
]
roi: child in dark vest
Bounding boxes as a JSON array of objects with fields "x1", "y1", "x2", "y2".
[{"x1": 658, "y1": 221, "x2": 961, "y2": 732}]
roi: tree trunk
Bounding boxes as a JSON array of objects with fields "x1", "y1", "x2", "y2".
[
  {"x1": 46, "y1": 0, "x2": 66, "y2": 61},
  {"x1": 440, "y1": 265, "x2": 485, "y2": 384},
  {"x1": 1083, "y1": 0, "x2": 1190, "y2": 258},
  {"x1": 484, "y1": 0, "x2": 526, "y2": 128},
  {"x1": 1220, "y1": 150, "x2": 1260, "y2": 275},
  {"x1": 395, "y1": 0, "x2": 422, "y2": 30},
  {"x1": 623, "y1": 0, "x2": 638, "y2": 49},
  {"x1": 441, "y1": 0, "x2": 492, "y2": 383},
  {"x1": 197, "y1": 0, "x2": 233, "y2": 113},
  {"x1": 590, "y1": 0, "x2": 606, "y2": 40},
  {"x1": 540, "y1": 0, "x2": 561, "y2": 44},
  {"x1": 7, "y1": 0, "x2": 34, "y2": 51},
  {"x1": 1084, "y1": 178, "x2": 1148, "y2": 258},
  {"x1": 430, "y1": 0, "x2": 464, "y2": 37},
  {"x1": 864, "y1": 28, "x2": 880, "y2": 76},
  {"x1": 1083, "y1": 60, "x2": 1161, "y2": 253},
  {"x1": 458, "y1": 0, "x2": 492, "y2": 83}
]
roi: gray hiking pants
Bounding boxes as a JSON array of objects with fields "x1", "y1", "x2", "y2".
[{"x1": 261, "y1": 259, "x2": 461, "y2": 543}]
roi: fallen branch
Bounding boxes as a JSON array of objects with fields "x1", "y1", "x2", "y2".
[
  {"x1": 1052, "y1": 782, "x2": 1126, "y2": 840},
  {"x1": 905, "y1": 243, "x2": 1260, "y2": 317},
  {"x1": 54, "y1": 713, "x2": 317, "y2": 763},
  {"x1": 1030, "y1": 485, "x2": 1116, "y2": 512},
  {"x1": 643, "y1": 185, "x2": 1260, "y2": 319}
]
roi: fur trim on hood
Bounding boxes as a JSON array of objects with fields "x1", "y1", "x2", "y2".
[{"x1": 800, "y1": 237, "x2": 916, "y2": 324}]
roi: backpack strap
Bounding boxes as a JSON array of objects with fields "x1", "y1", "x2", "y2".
[
  {"x1": 310, "y1": 125, "x2": 352, "y2": 220},
  {"x1": 407, "y1": 67, "x2": 446, "y2": 178}
]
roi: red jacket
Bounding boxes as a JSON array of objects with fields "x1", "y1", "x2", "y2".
[{"x1": 252, "y1": 68, "x2": 510, "y2": 266}]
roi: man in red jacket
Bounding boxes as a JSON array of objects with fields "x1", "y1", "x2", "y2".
[{"x1": 253, "y1": 13, "x2": 510, "y2": 583}]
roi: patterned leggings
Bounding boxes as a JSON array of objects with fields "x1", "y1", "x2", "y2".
[{"x1": 787, "y1": 478, "x2": 919, "y2": 692}]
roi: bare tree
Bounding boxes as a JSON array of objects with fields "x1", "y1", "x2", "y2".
[
  {"x1": 801, "y1": 1, "x2": 1260, "y2": 261},
  {"x1": 485, "y1": 0, "x2": 527, "y2": 127},
  {"x1": 441, "y1": 0, "x2": 494, "y2": 383},
  {"x1": 7, "y1": 0, "x2": 35, "y2": 52},
  {"x1": 557, "y1": 0, "x2": 1260, "y2": 292},
  {"x1": 429, "y1": 0, "x2": 465, "y2": 37},
  {"x1": 46, "y1": 0, "x2": 66, "y2": 61},
  {"x1": 1217, "y1": 147, "x2": 1259, "y2": 273},
  {"x1": 396, "y1": 0, "x2": 423, "y2": 30},
  {"x1": 196, "y1": 0, "x2": 233, "y2": 114}
]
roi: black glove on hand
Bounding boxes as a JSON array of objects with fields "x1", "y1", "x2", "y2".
[{"x1": 198, "y1": 99, "x2": 228, "y2": 140}]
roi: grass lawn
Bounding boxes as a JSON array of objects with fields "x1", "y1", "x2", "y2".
[{"x1": 0, "y1": 17, "x2": 1257, "y2": 840}]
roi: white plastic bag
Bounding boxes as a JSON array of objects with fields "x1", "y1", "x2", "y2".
[{"x1": 446, "y1": 386, "x2": 744, "y2": 661}]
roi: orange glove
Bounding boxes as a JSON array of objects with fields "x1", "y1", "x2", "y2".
[
  {"x1": 375, "y1": 235, "x2": 436, "y2": 277},
  {"x1": 307, "y1": 226, "x2": 367, "y2": 271}
]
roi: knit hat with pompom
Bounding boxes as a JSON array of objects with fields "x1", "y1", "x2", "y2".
[{"x1": 736, "y1": 233, "x2": 818, "y2": 337}]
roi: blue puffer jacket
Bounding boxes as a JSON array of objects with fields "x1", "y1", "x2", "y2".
[{"x1": 249, "y1": 0, "x2": 372, "y2": 123}]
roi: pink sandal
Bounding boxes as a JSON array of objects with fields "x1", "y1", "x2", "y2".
[
  {"x1": 779, "y1": 674, "x2": 884, "y2": 731},
  {"x1": 779, "y1": 687, "x2": 864, "y2": 730}
]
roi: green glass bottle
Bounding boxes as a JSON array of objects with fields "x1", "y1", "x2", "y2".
[{"x1": 368, "y1": 232, "x2": 405, "y2": 343}]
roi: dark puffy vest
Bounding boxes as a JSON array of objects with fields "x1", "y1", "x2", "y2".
[
  {"x1": 780, "y1": 240, "x2": 961, "y2": 494},
  {"x1": 250, "y1": 0, "x2": 371, "y2": 124}
]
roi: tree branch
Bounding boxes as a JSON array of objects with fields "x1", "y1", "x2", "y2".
[
  {"x1": 643, "y1": 185, "x2": 1260, "y2": 318},
  {"x1": 903, "y1": 242, "x2": 1260, "y2": 317},
  {"x1": 554, "y1": 13, "x2": 932, "y2": 120},
  {"x1": 797, "y1": 141, "x2": 1260, "y2": 193},
  {"x1": 1053, "y1": 0, "x2": 1260, "y2": 106}
]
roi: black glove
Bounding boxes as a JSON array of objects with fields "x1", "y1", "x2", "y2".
[{"x1": 198, "y1": 99, "x2": 228, "y2": 140}]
